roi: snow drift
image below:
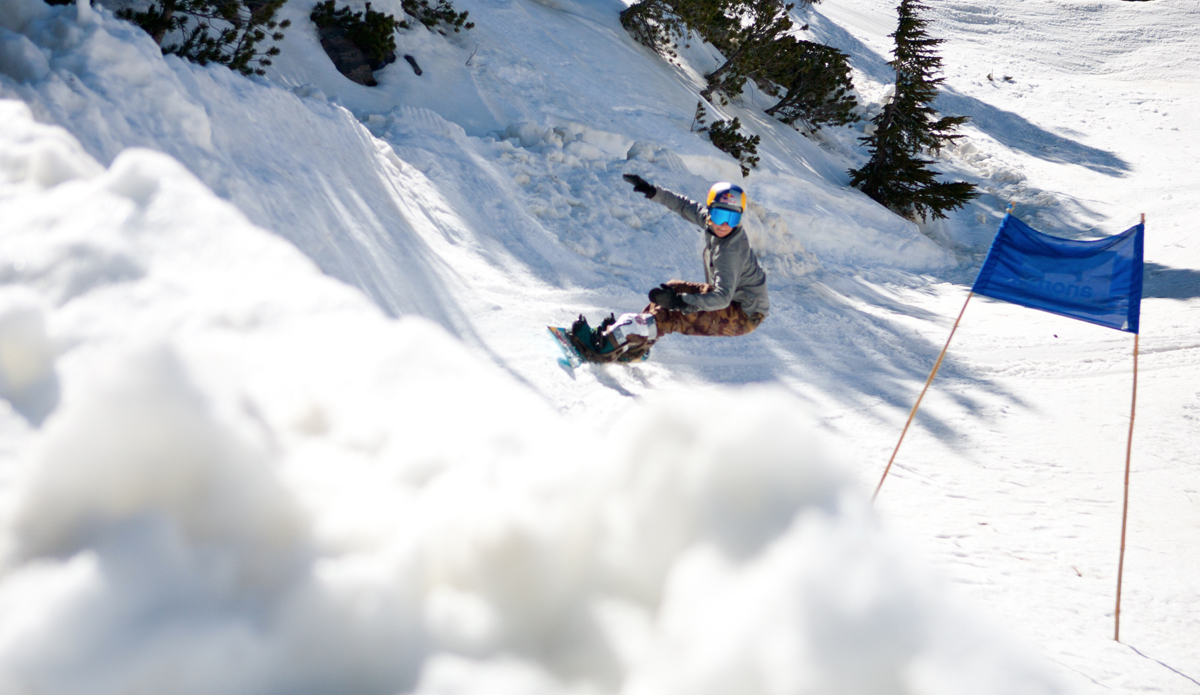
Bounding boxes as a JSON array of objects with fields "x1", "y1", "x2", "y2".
[
  {"x1": 0, "y1": 84, "x2": 1062, "y2": 693},
  {"x1": 9, "y1": 0, "x2": 1198, "y2": 690}
]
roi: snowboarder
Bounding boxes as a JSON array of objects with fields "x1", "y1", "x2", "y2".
[{"x1": 566, "y1": 175, "x2": 769, "y2": 363}]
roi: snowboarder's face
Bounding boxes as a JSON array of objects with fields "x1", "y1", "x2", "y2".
[{"x1": 709, "y1": 221, "x2": 736, "y2": 237}]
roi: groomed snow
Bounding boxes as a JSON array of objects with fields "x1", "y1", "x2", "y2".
[{"x1": 0, "y1": 0, "x2": 1197, "y2": 693}]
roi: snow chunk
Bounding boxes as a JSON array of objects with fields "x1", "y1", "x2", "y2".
[
  {"x1": 0, "y1": 28, "x2": 50, "y2": 83},
  {"x1": 503, "y1": 122, "x2": 554, "y2": 149},
  {"x1": 0, "y1": 289, "x2": 58, "y2": 425},
  {"x1": 103, "y1": 148, "x2": 166, "y2": 208},
  {"x1": 0, "y1": 101, "x2": 103, "y2": 188},
  {"x1": 625, "y1": 141, "x2": 689, "y2": 174}
]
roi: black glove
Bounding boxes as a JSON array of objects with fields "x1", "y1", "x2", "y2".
[
  {"x1": 648, "y1": 284, "x2": 687, "y2": 310},
  {"x1": 623, "y1": 174, "x2": 657, "y2": 199}
]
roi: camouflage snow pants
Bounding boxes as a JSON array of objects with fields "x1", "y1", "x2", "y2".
[
  {"x1": 615, "y1": 280, "x2": 765, "y2": 362},
  {"x1": 647, "y1": 280, "x2": 765, "y2": 338}
]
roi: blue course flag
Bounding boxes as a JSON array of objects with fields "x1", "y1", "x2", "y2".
[{"x1": 972, "y1": 215, "x2": 1144, "y2": 333}]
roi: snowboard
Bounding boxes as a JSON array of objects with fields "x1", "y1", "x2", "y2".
[
  {"x1": 547, "y1": 325, "x2": 651, "y2": 368},
  {"x1": 548, "y1": 326, "x2": 584, "y2": 368}
]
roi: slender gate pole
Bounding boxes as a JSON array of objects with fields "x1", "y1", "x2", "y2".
[
  {"x1": 873, "y1": 291, "x2": 974, "y2": 503},
  {"x1": 1114, "y1": 214, "x2": 1144, "y2": 641},
  {"x1": 1114, "y1": 332, "x2": 1139, "y2": 641}
]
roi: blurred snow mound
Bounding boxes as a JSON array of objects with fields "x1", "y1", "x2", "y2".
[
  {"x1": 0, "y1": 101, "x2": 103, "y2": 189},
  {"x1": 8, "y1": 344, "x2": 307, "y2": 575},
  {"x1": 0, "y1": 290, "x2": 58, "y2": 425},
  {"x1": 0, "y1": 2, "x2": 1064, "y2": 692},
  {"x1": 394, "y1": 388, "x2": 1064, "y2": 695}
]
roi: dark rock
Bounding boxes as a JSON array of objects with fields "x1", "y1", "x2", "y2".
[
  {"x1": 403, "y1": 54, "x2": 422, "y2": 76},
  {"x1": 370, "y1": 50, "x2": 397, "y2": 72},
  {"x1": 317, "y1": 24, "x2": 377, "y2": 86}
]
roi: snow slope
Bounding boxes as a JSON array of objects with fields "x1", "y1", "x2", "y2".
[
  {"x1": 818, "y1": 1, "x2": 1200, "y2": 692},
  {"x1": 1, "y1": 0, "x2": 1198, "y2": 692}
]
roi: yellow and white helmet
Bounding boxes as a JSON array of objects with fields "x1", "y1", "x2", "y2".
[{"x1": 706, "y1": 182, "x2": 746, "y2": 212}]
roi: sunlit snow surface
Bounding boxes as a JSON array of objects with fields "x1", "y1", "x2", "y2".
[{"x1": 1, "y1": 0, "x2": 1198, "y2": 693}]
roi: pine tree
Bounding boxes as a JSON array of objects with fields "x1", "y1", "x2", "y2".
[
  {"x1": 849, "y1": 0, "x2": 976, "y2": 220},
  {"x1": 621, "y1": 0, "x2": 857, "y2": 134},
  {"x1": 117, "y1": 0, "x2": 290, "y2": 76},
  {"x1": 311, "y1": 1, "x2": 403, "y2": 69},
  {"x1": 620, "y1": 0, "x2": 739, "y2": 65},
  {"x1": 698, "y1": 0, "x2": 796, "y2": 104},
  {"x1": 761, "y1": 38, "x2": 858, "y2": 132}
]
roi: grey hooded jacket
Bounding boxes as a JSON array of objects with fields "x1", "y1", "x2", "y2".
[{"x1": 649, "y1": 186, "x2": 770, "y2": 318}]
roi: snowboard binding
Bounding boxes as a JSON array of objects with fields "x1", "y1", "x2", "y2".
[{"x1": 568, "y1": 314, "x2": 653, "y2": 364}]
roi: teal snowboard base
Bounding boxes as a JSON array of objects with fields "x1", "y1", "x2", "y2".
[{"x1": 548, "y1": 326, "x2": 583, "y2": 369}]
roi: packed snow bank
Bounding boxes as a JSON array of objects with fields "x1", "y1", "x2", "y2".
[
  {"x1": 0, "y1": 101, "x2": 1061, "y2": 694},
  {"x1": 1, "y1": 0, "x2": 955, "y2": 338}
]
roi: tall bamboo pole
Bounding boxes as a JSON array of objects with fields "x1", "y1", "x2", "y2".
[
  {"x1": 873, "y1": 291, "x2": 974, "y2": 503},
  {"x1": 1114, "y1": 213, "x2": 1144, "y2": 642},
  {"x1": 1114, "y1": 332, "x2": 1139, "y2": 642}
]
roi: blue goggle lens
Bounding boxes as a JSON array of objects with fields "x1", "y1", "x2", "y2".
[{"x1": 709, "y1": 207, "x2": 742, "y2": 227}]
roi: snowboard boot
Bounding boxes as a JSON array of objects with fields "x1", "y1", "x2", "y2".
[
  {"x1": 569, "y1": 315, "x2": 618, "y2": 362},
  {"x1": 570, "y1": 313, "x2": 656, "y2": 364},
  {"x1": 595, "y1": 314, "x2": 617, "y2": 349}
]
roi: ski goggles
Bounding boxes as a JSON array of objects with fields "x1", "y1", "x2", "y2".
[{"x1": 709, "y1": 206, "x2": 742, "y2": 227}]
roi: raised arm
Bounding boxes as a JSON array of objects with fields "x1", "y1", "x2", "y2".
[{"x1": 622, "y1": 175, "x2": 707, "y2": 228}]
